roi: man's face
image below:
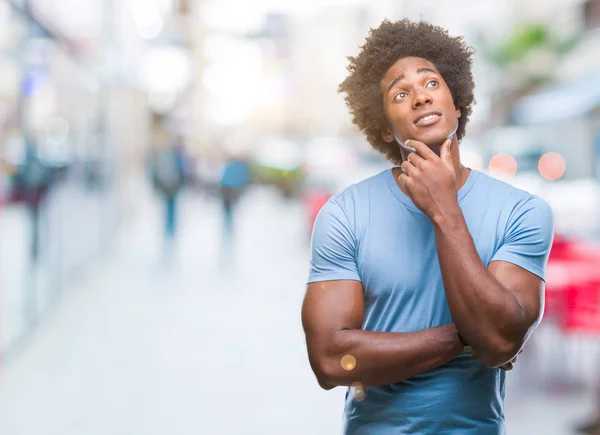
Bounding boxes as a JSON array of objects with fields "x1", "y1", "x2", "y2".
[{"x1": 380, "y1": 57, "x2": 460, "y2": 149}]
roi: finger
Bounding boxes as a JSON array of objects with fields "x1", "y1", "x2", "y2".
[
  {"x1": 440, "y1": 139, "x2": 452, "y2": 163},
  {"x1": 400, "y1": 141, "x2": 416, "y2": 153},
  {"x1": 398, "y1": 172, "x2": 409, "y2": 189},
  {"x1": 404, "y1": 140, "x2": 437, "y2": 160},
  {"x1": 407, "y1": 152, "x2": 426, "y2": 168},
  {"x1": 400, "y1": 160, "x2": 418, "y2": 176}
]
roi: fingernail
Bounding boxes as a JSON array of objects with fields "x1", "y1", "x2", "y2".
[{"x1": 403, "y1": 141, "x2": 416, "y2": 153}]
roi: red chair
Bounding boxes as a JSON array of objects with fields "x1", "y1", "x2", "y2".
[
  {"x1": 564, "y1": 281, "x2": 600, "y2": 334},
  {"x1": 545, "y1": 233, "x2": 600, "y2": 333}
]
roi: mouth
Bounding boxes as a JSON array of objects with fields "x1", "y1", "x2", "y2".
[{"x1": 414, "y1": 111, "x2": 442, "y2": 126}]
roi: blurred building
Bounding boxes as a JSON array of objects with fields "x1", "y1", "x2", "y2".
[
  {"x1": 1, "y1": 0, "x2": 599, "y2": 363},
  {"x1": 0, "y1": 0, "x2": 187, "y2": 360}
]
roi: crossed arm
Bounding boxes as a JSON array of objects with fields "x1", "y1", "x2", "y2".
[
  {"x1": 301, "y1": 254, "x2": 542, "y2": 390},
  {"x1": 301, "y1": 280, "x2": 464, "y2": 389},
  {"x1": 302, "y1": 213, "x2": 547, "y2": 390},
  {"x1": 432, "y1": 208, "x2": 546, "y2": 368}
]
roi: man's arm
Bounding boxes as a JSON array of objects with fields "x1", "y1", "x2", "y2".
[
  {"x1": 301, "y1": 279, "x2": 464, "y2": 389},
  {"x1": 433, "y1": 210, "x2": 545, "y2": 368},
  {"x1": 397, "y1": 139, "x2": 552, "y2": 369}
]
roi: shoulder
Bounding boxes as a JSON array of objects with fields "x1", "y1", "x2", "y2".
[
  {"x1": 472, "y1": 171, "x2": 550, "y2": 209},
  {"x1": 472, "y1": 171, "x2": 531, "y2": 198},
  {"x1": 314, "y1": 170, "x2": 391, "y2": 247},
  {"x1": 473, "y1": 172, "x2": 554, "y2": 238},
  {"x1": 329, "y1": 169, "x2": 391, "y2": 213},
  {"x1": 470, "y1": 171, "x2": 553, "y2": 231}
]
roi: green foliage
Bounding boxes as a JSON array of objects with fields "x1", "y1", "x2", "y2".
[
  {"x1": 477, "y1": 22, "x2": 582, "y2": 68},
  {"x1": 249, "y1": 161, "x2": 305, "y2": 185}
]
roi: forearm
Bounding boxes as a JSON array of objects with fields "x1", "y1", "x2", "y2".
[
  {"x1": 315, "y1": 323, "x2": 463, "y2": 388},
  {"x1": 433, "y1": 209, "x2": 527, "y2": 365}
]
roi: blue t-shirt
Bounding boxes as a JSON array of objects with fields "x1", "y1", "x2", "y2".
[
  {"x1": 308, "y1": 168, "x2": 554, "y2": 435},
  {"x1": 221, "y1": 160, "x2": 250, "y2": 189}
]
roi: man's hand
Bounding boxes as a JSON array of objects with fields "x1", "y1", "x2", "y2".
[
  {"x1": 498, "y1": 349, "x2": 523, "y2": 371},
  {"x1": 499, "y1": 359, "x2": 516, "y2": 371},
  {"x1": 398, "y1": 139, "x2": 458, "y2": 220}
]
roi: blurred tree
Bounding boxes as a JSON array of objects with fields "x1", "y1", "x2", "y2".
[{"x1": 475, "y1": 22, "x2": 583, "y2": 124}]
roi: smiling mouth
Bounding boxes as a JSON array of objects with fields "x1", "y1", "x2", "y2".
[{"x1": 414, "y1": 113, "x2": 441, "y2": 125}]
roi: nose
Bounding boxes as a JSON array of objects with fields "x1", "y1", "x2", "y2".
[{"x1": 412, "y1": 89, "x2": 432, "y2": 109}]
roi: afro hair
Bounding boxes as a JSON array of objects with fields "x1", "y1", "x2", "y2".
[{"x1": 338, "y1": 19, "x2": 476, "y2": 165}]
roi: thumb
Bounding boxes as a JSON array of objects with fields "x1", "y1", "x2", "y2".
[{"x1": 440, "y1": 138, "x2": 452, "y2": 162}]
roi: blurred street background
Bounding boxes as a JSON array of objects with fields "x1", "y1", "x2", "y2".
[{"x1": 1, "y1": 0, "x2": 600, "y2": 434}]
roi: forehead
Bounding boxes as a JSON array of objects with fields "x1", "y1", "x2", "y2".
[{"x1": 381, "y1": 57, "x2": 439, "y2": 88}]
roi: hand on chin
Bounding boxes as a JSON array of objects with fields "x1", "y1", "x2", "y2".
[{"x1": 406, "y1": 134, "x2": 447, "y2": 156}]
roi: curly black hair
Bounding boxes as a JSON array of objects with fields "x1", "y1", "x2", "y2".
[{"x1": 338, "y1": 19, "x2": 476, "y2": 165}]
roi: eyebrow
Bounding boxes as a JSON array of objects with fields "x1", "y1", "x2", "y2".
[{"x1": 386, "y1": 67, "x2": 440, "y2": 93}]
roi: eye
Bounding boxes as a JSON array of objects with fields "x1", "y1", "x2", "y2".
[
  {"x1": 426, "y1": 80, "x2": 439, "y2": 88},
  {"x1": 393, "y1": 92, "x2": 408, "y2": 102}
]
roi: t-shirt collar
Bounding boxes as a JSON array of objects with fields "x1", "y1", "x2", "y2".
[{"x1": 385, "y1": 167, "x2": 479, "y2": 212}]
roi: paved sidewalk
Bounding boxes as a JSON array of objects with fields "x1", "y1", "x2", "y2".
[{"x1": 0, "y1": 188, "x2": 595, "y2": 434}]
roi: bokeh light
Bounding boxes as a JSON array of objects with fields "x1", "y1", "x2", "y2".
[
  {"x1": 488, "y1": 153, "x2": 518, "y2": 179},
  {"x1": 538, "y1": 152, "x2": 567, "y2": 181},
  {"x1": 341, "y1": 355, "x2": 357, "y2": 371},
  {"x1": 352, "y1": 382, "x2": 367, "y2": 402},
  {"x1": 461, "y1": 148, "x2": 484, "y2": 172}
]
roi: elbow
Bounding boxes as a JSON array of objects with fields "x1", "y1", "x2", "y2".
[
  {"x1": 475, "y1": 318, "x2": 531, "y2": 368},
  {"x1": 314, "y1": 355, "x2": 349, "y2": 390},
  {"x1": 317, "y1": 376, "x2": 335, "y2": 391},
  {"x1": 317, "y1": 358, "x2": 341, "y2": 390},
  {"x1": 309, "y1": 355, "x2": 340, "y2": 390},
  {"x1": 480, "y1": 354, "x2": 511, "y2": 369},
  {"x1": 307, "y1": 331, "x2": 356, "y2": 390},
  {"x1": 478, "y1": 339, "x2": 522, "y2": 368}
]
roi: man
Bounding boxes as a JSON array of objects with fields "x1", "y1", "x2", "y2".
[
  {"x1": 301, "y1": 19, "x2": 554, "y2": 434},
  {"x1": 13, "y1": 139, "x2": 54, "y2": 262},
  {"x1": 150, "y1": 135, "x2": 186, "y2": 245},
  {"x1": 219, "y1": 153, "x2": 251, "y2": 241}
]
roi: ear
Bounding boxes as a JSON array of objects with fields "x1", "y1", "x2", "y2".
[
  {"x1": 455, "y1": 107, "x2": 462, "y2": 118},
  {"x1": 381, "y1": 125, "x2": 395, "y2": 143}
]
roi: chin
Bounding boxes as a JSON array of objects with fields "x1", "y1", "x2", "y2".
[
  {"x1": 412, "y1": 119, "x2": 456, "y2": 144},
  {"x1": 414, "y1": 133, "x2": 447, "y2": 148}
]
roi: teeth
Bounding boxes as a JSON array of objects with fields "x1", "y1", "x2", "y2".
[{"x1": 418, "y1": 114, "x2": 439, "y2": 123}]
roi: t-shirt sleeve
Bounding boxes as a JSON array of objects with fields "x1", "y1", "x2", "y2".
[
  {"x1": 307, "y1": 199, "x2": 361, "y2": 284},
  {"x1": 490, "y1": 196, "x2": 555, "y2": 281}
]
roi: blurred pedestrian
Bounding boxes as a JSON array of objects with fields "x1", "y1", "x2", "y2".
[
  {"x1": 219, "y1": 154, "x2": 250, "y2": 242},
  {"x1": 11, "y1": 138, "x2": 55, "y2": 326},
  {"x1": 12, "y1": 139, "x2": 53, "y2": 262},
  {"x1": 301, "y1": 19, "x2": 554, "y2": 435},
  {"x1": 149, "y1": 135, "x2": 186, "y2": 247}
]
